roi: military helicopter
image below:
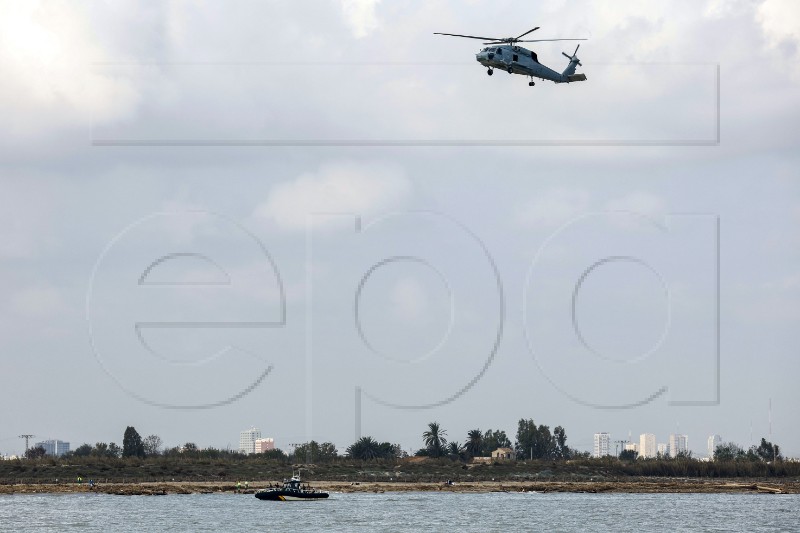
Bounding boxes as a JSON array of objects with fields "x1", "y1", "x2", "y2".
[{"x1": 434, "y1": 26, "x2": 587, "y2": 86}]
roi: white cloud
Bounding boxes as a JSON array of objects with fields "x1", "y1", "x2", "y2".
[
  {"x1": 339, "y1": 0, "x2": 382, "y2": 38},
  {"x1": 757, "y1": 0, "x2": 800, "y2": 49},
  {"x1": 516, "y1": 188, "x2": 591, "y2": 228},
  {"x1": 254, "y1": 160, "x2": 411, "y2": 231},
  {"x1": 0, "y1": 1, "x2": 139, "y2": 139}
]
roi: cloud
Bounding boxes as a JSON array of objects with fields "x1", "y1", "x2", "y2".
[
  {"x1": 254, "y1": 160, "x2": 411, "y2": 231},
  {"x1": 757, "y1": 0, "x2": 800, "y2": 49},
  {"x1": 515, "y1": 188, "x2": 591, "y2": 228},
  {"x1": 339, "y1": 0, "x2": 382, "y2": 38},
  {"x1": 0, "y1": 1, "x2": 139, "y2": 140}
]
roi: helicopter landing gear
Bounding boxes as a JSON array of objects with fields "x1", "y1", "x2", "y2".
[
  {"x1": 487, "y1": 68, "x2": 493, "y2": 76},
  {"x1": 529, "y1": 81, "x2": 536, "y2": 87},
  {"x1": 507, "y1": 67, "x2": 513, "y2": 74}
]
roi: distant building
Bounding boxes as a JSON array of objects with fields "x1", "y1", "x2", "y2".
[
  {"x1": 708, "y1": 435, "x2": 722, "y2": 458},
  {"x1": 255, "y1": 438, "x2": 275, "y2": 453},
  {"x1": 625, "y1": 442, "x2": 639, "y2": 453},
  {"x1": 639, "y1": 434, "x2": 656, "y2": 459},
  {"x1": 35, "y1": 440, "x2": 70, "y2": 457},
  {"x1": 593, "y1": 433, "x2": 611, "y2": 458},
  {"x1": 239, "y1": 427, "x2": 261, "y2": 455},
  {"x1": 491, "y1": 447, "x2": 515, "y2": 461},
  {"x1": 669, "y1": 434, "x2": 688, "y2": 457},
  {"x1": 657, "y1": 443, "x2": 668, "y2": 457}
]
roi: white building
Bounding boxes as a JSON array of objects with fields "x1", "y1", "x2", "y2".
[
  {"x1": 593, "y1": 433, "x2": 611, "y2": 458},
  {"x1": 639, "y1": 434, "x2": 656, "y2": 459},
  {"x1": 625, "y1": 442, "x2": 639, "y2": 453},
  {"x1": 657, "y1": 443, "x2": 668, "y2": 457},
  {"x1": 255, "y1": 438, "x2": 275, "y2": 453},
  {"x1": 239, "y1": 427, "x2": 261, "y2": 455},
  {"x1": 669, "y1": 434, "x2": 688, "y2": 457},
  {"x1": 708, "y1": 435, "x2": 722, "y2": 458},
  {"x1": 35, "y1": 439, "x2": 70, "y2": 457}
]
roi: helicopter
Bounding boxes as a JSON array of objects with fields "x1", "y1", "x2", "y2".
[{"x1": 434, "y1": 26, "x2": 587, "y2": 86}]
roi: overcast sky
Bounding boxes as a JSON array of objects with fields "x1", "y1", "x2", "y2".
[{"x1": 1, "y1": 0, "x2": 799, "y2": 458}]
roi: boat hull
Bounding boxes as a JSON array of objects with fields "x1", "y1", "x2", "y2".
[{"x1": 255, "y1": 490, "x2": 329, "y2": 501}]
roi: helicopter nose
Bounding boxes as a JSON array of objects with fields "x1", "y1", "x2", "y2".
[{"x1": 488, "y1": 53, "x2": 495, "y2": 60}]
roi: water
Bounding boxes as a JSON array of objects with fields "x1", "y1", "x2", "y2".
[{"x1": 1, "y1": 492, "x2": 798, "y2": 532}]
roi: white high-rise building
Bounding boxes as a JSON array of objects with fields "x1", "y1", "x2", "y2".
[
  {"x1": 657, "y1": 443, "x2": 667, "y2": 457},
  {"x1": 593, "y1": 433, "x2": 611, "y2": 458},
  {"x1": 708, "y1": 435, "x2": 722, "y2": 458},
  {"x1": 239, "y1": 427, "x2": 261, "y2": 455},
  {"x1": 639, "y1": 434, "x2": 656, "y2": 459},
  {"x1": 35, "y1": 440, "x2": 70, "y2": 457},
  {"x1": 669, "y1": 434, "x2": 688, "y2": 457}
]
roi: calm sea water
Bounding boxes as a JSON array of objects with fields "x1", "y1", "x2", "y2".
[{"x1": 1, "y1": 492, "x2": 798, "y2": 532}]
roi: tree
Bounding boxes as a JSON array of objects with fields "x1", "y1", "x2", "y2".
[
  {"x1": 553, "y1": 426, "x2": 571, "y2": 459},
  {"x1": 714, "y1": 442, "x2": 745, "y2": 462},
  {"x1": 292, "y1": 441, "x2": 338, "y2": 463},
  {"x1": 465, "y1": 429, "x2": 484, "y2": 458},
  {"x1": 515, "y1": 419, "x2": 556, "y2": 460},
  {"x1": 73, "y1": 443, "x2": 93, "y2": 457},
  {"x1": 25, "y1": 445, "x2": 46, "y2": 459},
  {"x1": 482, "y1": 429, "x2": 511, "y2": 455},
  {"x1": 263, "y1": 448, "x2": 288, "y2": 461},
  {"x1": 346, "y1": 436, "x2": 381, "y2": 460},
  {"x1": 143, "y1": 435, "x2": 163, "y2": 457},
  {"x1": 345, "y1": 437, "x2": 398, "y2": 460},
  {"x1": 756, "y1": 438, "x2": 782, "y2": 462},
  {"x1": 422, "y1": 422, "x2": 448, "y2": 458},
  {"x1": 122, "y1": 426, "x2": 145, "y2": 458},
  {"x1": 91, "y1": 442, "x2": 109, "y2": 457},
  {"x1": 107, "y1": 443, "x2": 122, "y2": 458},
  {"x1": 447, "y1": 441, "x2": 466, "y2": 461},
  {"x1": 619, "y1": 449, "x2": 637, "y2": 461}
]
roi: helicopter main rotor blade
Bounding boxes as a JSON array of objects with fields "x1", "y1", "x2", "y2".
[
  {"x1": 515, "y1": 26, "x2": 541, "y2": 40},
  {"x1": 516, "y1": 38, "x2": 588, "y2": 43},
  {"x1": 434, "y1": 32, "x2": 505, "y2": 41}
]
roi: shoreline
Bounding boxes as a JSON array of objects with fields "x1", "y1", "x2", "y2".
[{"x1": 1, "y1": 479, "x2": 795, "y2": 496}]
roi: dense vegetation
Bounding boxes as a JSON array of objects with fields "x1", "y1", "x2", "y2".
[{"x1": 5, "y1": 423, "x2": 796, "y2": 484}]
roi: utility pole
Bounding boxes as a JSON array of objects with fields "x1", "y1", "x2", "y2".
[
  {"x1": 19, "y1": 434, "x2": 35, "y2": 453},
  {"x1": 615, "y1": 440, "x2": 627, "y2": 456}
]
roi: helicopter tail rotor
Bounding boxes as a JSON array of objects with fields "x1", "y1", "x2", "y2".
[
  {"x1": 561, "y1": 44, "x2": 584, "y2": 79},
  {"x1": 561, "y1": 44, "x2": 582, "y2": 67}
]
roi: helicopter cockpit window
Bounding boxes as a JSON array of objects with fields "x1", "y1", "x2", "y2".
[{"x1": 495, "y1": 48, "x2": 503, "y2": 55}]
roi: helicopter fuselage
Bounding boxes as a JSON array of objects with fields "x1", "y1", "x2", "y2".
[{"x1": 476, "y1": 45, "x2": 583, "y2": 84}]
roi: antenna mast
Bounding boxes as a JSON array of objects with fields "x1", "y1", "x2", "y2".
[{"x1": 19, "y1": 434, "x2": 35, "y2": 453}]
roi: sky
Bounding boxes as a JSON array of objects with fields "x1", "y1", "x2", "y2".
[{"x1": 1, "y1": 0, "x2": 799, "y2": 458}]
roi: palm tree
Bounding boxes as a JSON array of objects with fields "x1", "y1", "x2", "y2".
[
  {"x1": 346, "y1": 436, "x2": 381, "y2": 460},
  {"x1": 447, "y1": 441, "x2": 465, "y2": 461},
  {"x1": 423, "y1": 422, "x2": 448, "y2": 458},
  {"x1": 465, "y1": 429, "x2": 483, "y2": 458}
]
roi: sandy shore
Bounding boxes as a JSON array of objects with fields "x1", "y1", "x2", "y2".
[{"x1": 1, "y1": 480, "x2": 795, "y2": 496}]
